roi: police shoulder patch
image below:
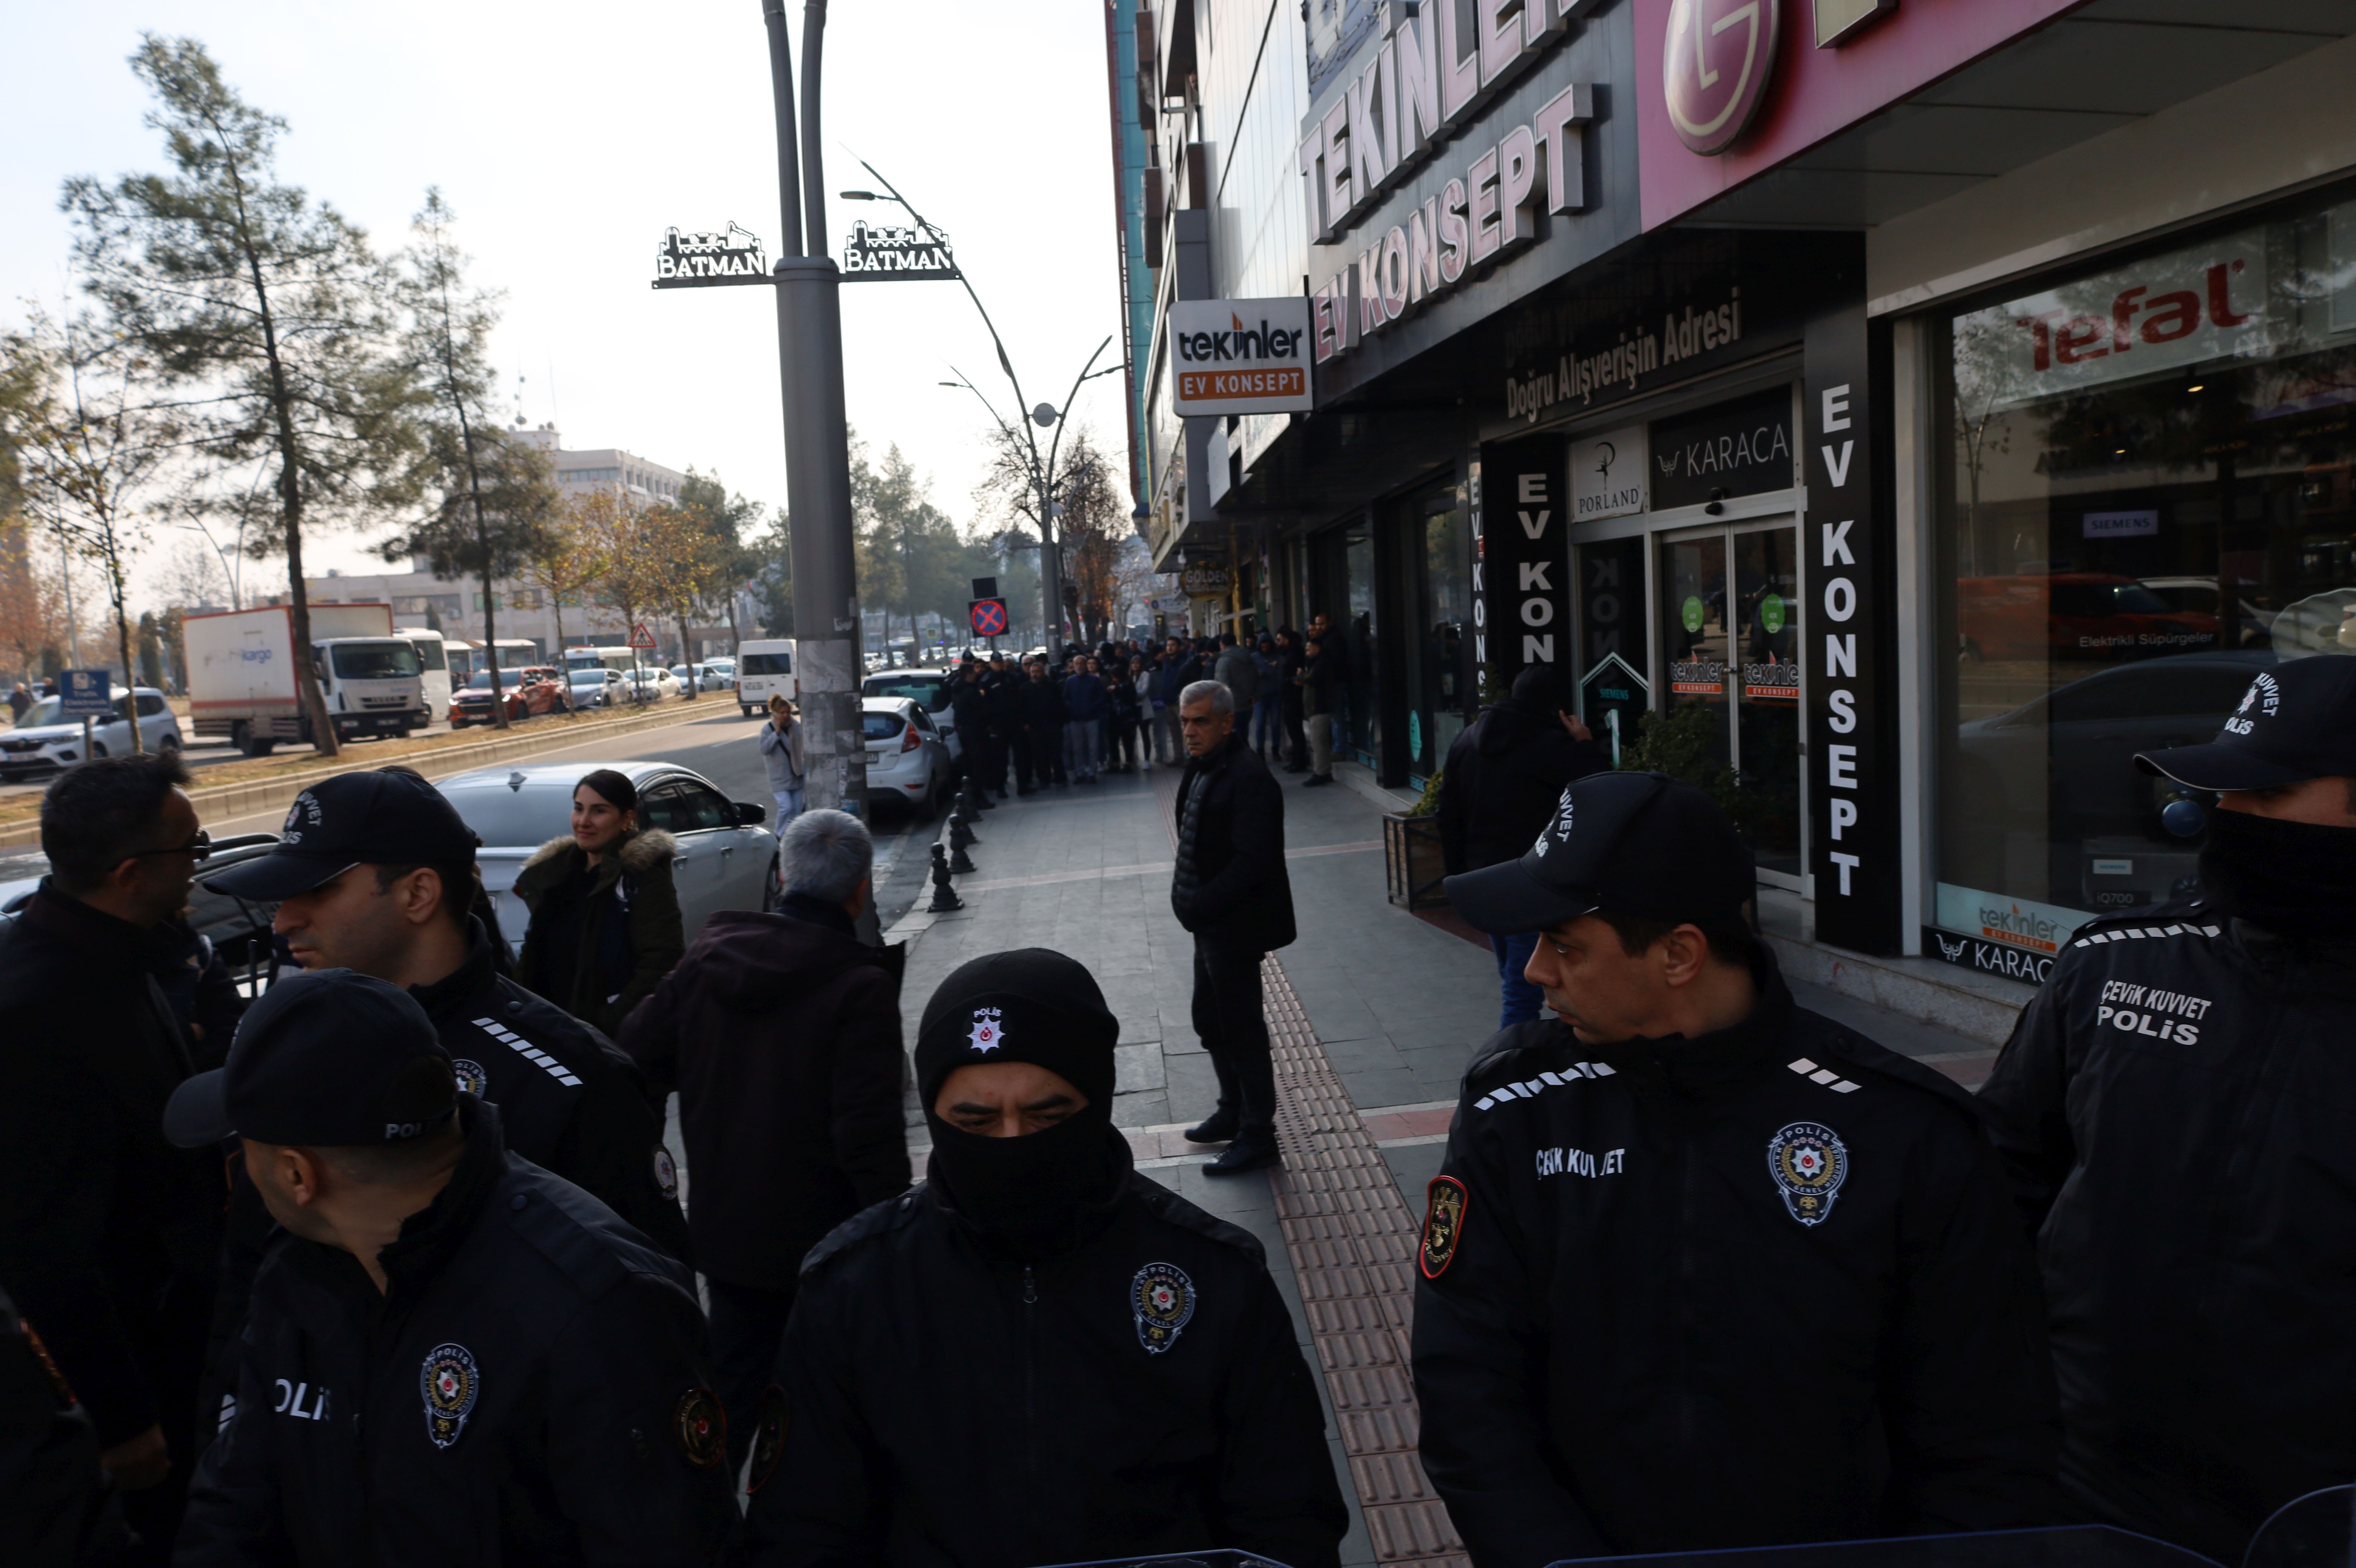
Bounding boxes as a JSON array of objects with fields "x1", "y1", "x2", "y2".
[
  {"x1": 421, "y1": 1343, "x2": 480, "y2": 1449},
  {"x1": 652, "y1": 1145, "x2": 680, "y2": 1201},
  {"x1": 1420, "y1": 1175, "x2": 1470, "y2": 1279},
  {"x1": 1766, "y1": 1121, "x2": 1849, "y2": 1228},
  {"x1": 1131, "y1": 1262, "x2": 1197, "y2": 1355},
  {"x1": 748, "y1": 1384, "x2": 789, "y2": 1493},
  {"x1": 450, "y1": 1058, "x2": 488, "y2": 1098},
  {"x1": 674, "y1": 1386, "x2": 726, "y2": 1468}
]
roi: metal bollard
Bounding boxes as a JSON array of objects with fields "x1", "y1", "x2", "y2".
[
  {"x1": 925, "y1": 842, "x2": 965, "y2": 911},
  {"x1": 948, "y1": 835, "x2": 978, "y2": 874}
]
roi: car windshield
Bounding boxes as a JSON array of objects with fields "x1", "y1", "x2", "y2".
[
  {"x1": 439, "y1": 783, "x2": 578, "y2": 848},
  {"x1": 13, "y1": 697, "x2": 63, "y2": 728},
  {"x1": 741, "y1": 652, "x2": 792, "y2": 676},
  {"x1": 862, "y1": 711, "x2": 905, "y2": 741},
  {"x1": 865, "y1": 672, "x2": 944, "y2": 702},
  {"x1": 330, "y1": 642, "x2": 423, "y2": 679}
]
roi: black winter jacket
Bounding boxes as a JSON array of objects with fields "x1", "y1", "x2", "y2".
[
  {"x1": 1021, "y1": 675, "x2": 1066, "y2": 729},
  {"x1": 1413, "y1": 949, "x2": 2061, "y2": 1568},
  {"x1": 619, "y1": 900, "x2": 910, "y2": 1291},
  {"x1": 1172, "y1": 734, "x2": 1295, "y2": 953},
  {"x1": 734, "y1": 1139, "x2": 1348, "y2": 1568},
  {"x1": 201, "y1": 924, "x2": 693, "y2": 1432},
  {"x1": 0, "y1": 886, "x2": 225, "y2": 1451},
  {"x1": 1979, "y1": 899, "x2": 2356, "y2": 1564},
  {"x1": 1434, "y1": 701, "x2": 1613, "y2": 876},
  {"x1": 178, "y1": 1101, "x2": 738, "y2": 1568},
  {"x1": 930, "y1": 673, "x2": 993, "y2": 735}
]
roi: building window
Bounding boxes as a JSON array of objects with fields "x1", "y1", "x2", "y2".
[{"x1": 1931, "y1": 184, "x2": 2356, "y2": 964}]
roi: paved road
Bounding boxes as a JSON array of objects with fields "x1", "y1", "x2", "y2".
[
  {"x1": 2, "y1": 704, "x2": 937, "y2": 927},
  {"x1": 0, "y1": 721, "x2": 466, "y2": 801}
]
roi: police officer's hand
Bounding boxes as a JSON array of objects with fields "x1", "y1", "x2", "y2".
[{"x1": 100, "y1": 1422, "x2": 170, "y2": 1491}]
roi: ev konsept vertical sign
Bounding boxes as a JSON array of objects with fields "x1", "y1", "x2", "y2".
[
  {"x1": 1804, "y1": 290, "x2": 1900, "y2": 953},
  {"x1": 1475, "y1": 437, "x2": 1571, "y2": 687}
]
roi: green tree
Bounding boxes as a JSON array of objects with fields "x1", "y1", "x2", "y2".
[
  {"x1": 527, "y1": 502, "x2": 611, "y2": 660},
  {"x1": 64, "y1": 36, "x2": 420, "y2": 755},
  {"x1": 747, "y1": 506, "x2": 793, "y2": 636},
  {"x1": 379, "y1": 189, "x2": 544, "y2": 728}
]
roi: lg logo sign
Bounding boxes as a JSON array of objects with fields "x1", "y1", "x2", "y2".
[{"x1": 1662, "y1": 0, "x2": 1778, "y2": 155}]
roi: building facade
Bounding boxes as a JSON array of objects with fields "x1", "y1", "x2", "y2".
[{"x1": 1123, "y1": 0, "x2": 2356, "y2": 998}]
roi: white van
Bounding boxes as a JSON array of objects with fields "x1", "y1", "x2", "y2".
[
  {"x1": 400, "y1": 628, "x2": 453, "y2": 720},
  {"x1": 735, "y1": 640, "x2": 796, "y2": 716}
]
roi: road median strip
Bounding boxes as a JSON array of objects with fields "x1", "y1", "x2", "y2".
[{"x1": 0, "y1": 701, "x2": 730, "y2": 850}]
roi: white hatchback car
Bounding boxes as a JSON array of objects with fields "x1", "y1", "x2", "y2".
[
  {"x1": 860, "y1": 696, "x2": 954, "y2": 819},
  {"x1": 0, "y1": 687, "x2": 182, "y2": 780},
  {"x1": 435, "y1": 760, "x2": 779, "y2": 955}
]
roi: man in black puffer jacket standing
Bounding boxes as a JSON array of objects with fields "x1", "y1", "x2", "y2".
[
  {"x1": 1170, "y1": 679, "x2": 1295, "y2": 1174},
  {"x1": 1435, "y1": 666, "x2": 1612, "y2": 1027}
]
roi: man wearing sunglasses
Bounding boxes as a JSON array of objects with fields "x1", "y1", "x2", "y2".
[{"x1": 0, "y1": 752, "x2": 227, "y2": 1560}]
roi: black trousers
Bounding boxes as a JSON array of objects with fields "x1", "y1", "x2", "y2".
[
  {"x1": 957, "y1": 724, "x2": 991, "y2": 793},
  {"x1": 1191, "y1": 937, "x2": 1275, "y2": 1134},
  {"x1": 708, "y1": 1276, "x2": 797, "y2": 1481},
  {"x1": 1011, "y1": 729, "x2": 1038, "y2": 790},
  {"x1": 987, "y1": 728, "x2": 1011, "y2": 791},
  {"x1": 1033, "y1": 722, "x2": 1067, "y2": 783},
  {"x1": 1282, "y1": 704, "x2": 1308, "y2": 768}
]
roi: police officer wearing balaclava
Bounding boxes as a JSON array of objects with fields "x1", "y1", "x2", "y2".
[
  {"x1": 1981, "y1": 653, "x2": 2356, "y2": 1564},
  {"x1": 735, "y1": 948, "x2": 1348, "y2": 1568}
]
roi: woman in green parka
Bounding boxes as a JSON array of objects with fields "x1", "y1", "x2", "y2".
[{"x1": 514, "y1": 769, "x2": 686, "y2": 1035}]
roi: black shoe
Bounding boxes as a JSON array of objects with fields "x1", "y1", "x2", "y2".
[
  {"x1": 1303, "y1": 773, "x2": 1332, "y2": 787},
  {"x1": 1184, "y1": 1107, "x2": 1239, "y2": 1144},
  {"x1": 1016, "y1": 787, "x2": 1036, "y2": 797},
  {"x1": 1206, "y1": 1132, "x2": 1281, "y2": 1174}
]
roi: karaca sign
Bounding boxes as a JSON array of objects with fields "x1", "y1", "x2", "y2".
[
  {"x1": 1300, "y1": 0, "x2": 1601, "y2": 362},
  {"x1": 1167, "y1": 299, "x2": 1314, "y2": 416}
]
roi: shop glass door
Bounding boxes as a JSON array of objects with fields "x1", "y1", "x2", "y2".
[
  {"x1": 1656, "y1": 521, "x2": 1805, "y2": 880},
  {"x1": 1417, "y1": 499, "x2": 1474, "y2": 774},
  {"x1": 1733, "y1": 525, "x2": 1803, "y2": 877}
]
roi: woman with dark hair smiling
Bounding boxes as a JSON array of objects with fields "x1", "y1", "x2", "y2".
[{"x1": 513, "y1": 769, "x2": 685, "y2": 1034}]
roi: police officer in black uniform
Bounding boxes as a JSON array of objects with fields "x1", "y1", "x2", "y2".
[
  {"x1": 204, "y1": 769, "x2": 689, "y2": 1258},
  {"x1": 1980, "y1": 653, "x2": 2356, "y2": 1564},
  {"x1": 1418, "y1": 772, "x2": 2061, "y2": 1568},
  {"x1": 930, "y1": 658, "x2": 997, "y2": 807},
  {"x1": 736, "y1": 948, "x2": 1348, "y2": 1568},
  {"x1": 165, "y1": 969, "x2": 737, "y2": 1566}
]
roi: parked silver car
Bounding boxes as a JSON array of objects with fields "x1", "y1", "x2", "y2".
[
  {"x1": 861, "y1": 696, "x2": 954, "y2": 819},
  {"x1": 568, "y1": 669, "x2": 624, "y2": 709},
  {"x1": 1, "y1": 687, "x2": 182, "y2": 779},
  {"x1": 434, "y1": 760, "x2": 778, "y2": 955},
  {"x1": 671, "y1": 662, "x2": 732, "y2": 693}
]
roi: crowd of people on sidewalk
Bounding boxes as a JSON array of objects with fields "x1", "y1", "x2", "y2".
[
  {"x1": 6, "y1": 647, "x2": 2356, "y2": 1568},
  {"x1": 922, "y1": 622, "x2": 1350, "y2": 802}
]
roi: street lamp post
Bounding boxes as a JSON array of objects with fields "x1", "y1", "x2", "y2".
[
  {"x1": 760, "y1": 0, "x2": 866, "y2": 816},
  {"x1": 842, "y1": 168, "x2": 1116, "y2": 652}
]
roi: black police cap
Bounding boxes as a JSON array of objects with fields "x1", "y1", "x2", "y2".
[
  {"x1": 1443, "y1": 770, "x2": 1754, "y2": 936},
  {"x1": 2137, "y1": 654, "x2": 2356, "y2": 793},
  {"x1": 164, "y1": 968, "x2": 456, "y2": 1149},
  {"x1": 203, "y1": 768, "x2": 478, "y2": 901}
]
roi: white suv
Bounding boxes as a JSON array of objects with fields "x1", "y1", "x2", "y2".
[{"x1": 1, "y1": 687, "x2": 183, "y2": 779}]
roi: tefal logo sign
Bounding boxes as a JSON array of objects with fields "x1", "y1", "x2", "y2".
[
  {"x1": 1955, "y1": 231, "x2": 2269, "y2": 411},
  {"x1": 1662, "y1": 0, "x2": 1779, "y2": 155},
  {"x1": 1167, "y1": 298, "x2": 1315, "y2": 416}
]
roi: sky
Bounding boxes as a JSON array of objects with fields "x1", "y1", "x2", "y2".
[{"x1": 0, "y1": 0, "x2": 1133, "y2": 606}]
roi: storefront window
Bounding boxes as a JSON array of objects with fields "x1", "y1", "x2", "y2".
[
  {"x1": 1344, "y1": 528, "x2": 1380, "y2": 762},
  {"x1": 1934, "y1": 189, "x2": 2356, "y2": 960}
]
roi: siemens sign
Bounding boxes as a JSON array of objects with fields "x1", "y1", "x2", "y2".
[{"x1": 1167, "y1": 299, "x2": 1315, "y2": 416}]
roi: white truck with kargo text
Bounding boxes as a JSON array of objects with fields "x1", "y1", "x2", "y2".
[{"x1": 184, "y1": 604, "x2": 428, "y2": 756}]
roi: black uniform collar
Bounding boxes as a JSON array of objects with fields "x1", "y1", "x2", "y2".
[
  {"x1": 1584, "y1": 943, "x2": 1793, "y2": 1101},
  {"x1": 377, "y1": 1096, "x2": 507, "y2": 1300},
  {"x1": 406, "y1": 918, "x2": 500, "y2": 1020}
]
